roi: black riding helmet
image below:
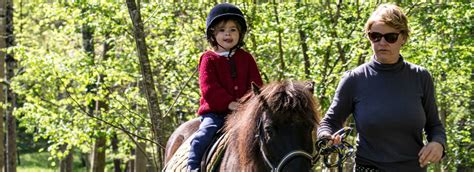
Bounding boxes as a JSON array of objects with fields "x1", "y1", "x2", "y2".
[{"x1": 206, "y1": 3, "x2": 247, "y2": 48}]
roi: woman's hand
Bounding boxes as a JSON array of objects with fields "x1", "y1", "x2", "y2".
[
  {"x1": 228, "y1": 101, "x2": 240, "y2": 111},
  {"x1": 318, "y1": 132, "x2": 342, "y2": 146},
  {"x1": 418, "y1": 141, "x2": 444, "y2": 167}
]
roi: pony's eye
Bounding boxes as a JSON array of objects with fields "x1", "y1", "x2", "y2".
[{"x1": 264, "y1": 126, "x2": 271, "y2": 132}]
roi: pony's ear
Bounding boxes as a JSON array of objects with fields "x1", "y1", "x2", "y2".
[
  {"x1": 304, "y1": 81, "x2": 315, "y2": 94},
  {"x1": 251, "y1": 82, "x2": 261, "y2": 95}
]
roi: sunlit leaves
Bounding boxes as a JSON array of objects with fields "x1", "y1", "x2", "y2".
[{"x1": 11, "y1": 1, "x2": 472, "y2": 170}]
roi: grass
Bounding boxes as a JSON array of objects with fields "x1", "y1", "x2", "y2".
[{"x1": 18, "y1": 152, "x2": 87, "y2": 172}]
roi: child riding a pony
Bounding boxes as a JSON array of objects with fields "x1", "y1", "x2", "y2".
[{"x1": 188, "y1": 3, "x2": 263, "y2": 171}]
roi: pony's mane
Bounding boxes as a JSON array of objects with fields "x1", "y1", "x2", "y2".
[{"x1": 223, "y1": 80, "x2": 321, "y2": 166}]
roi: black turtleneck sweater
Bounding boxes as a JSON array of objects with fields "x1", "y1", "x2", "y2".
[{"x1": 318, "y1": 56, "x2": 446, "y2": 171}]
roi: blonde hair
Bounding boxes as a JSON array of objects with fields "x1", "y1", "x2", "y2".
[{"x1": 364, "y1": 4, "x2": 410, "y2": 39}]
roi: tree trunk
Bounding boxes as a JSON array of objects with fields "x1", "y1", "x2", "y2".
[
  {"x1": 126, "y1": 0, "x2": 164, "y2": 170},
  {"x1": 91, "y1": 33, "x2": 112, "y2": 172},
  {"x1": 90, "y1": 100, "x2": 106, "y2": 172},
  {"x1": 5, "y1": 74, "x2": 15, "y2": 172},
  {"x1": 59, "y1": 144, "x2": 73, "y2": 172},
  {"x1": 272, "y1": 0, "x2": 285, "y2": 80},
  {"x1": 332, "y1": 0, "x2": 345, "y2": 64},
  {"x1": 81, "y1": 153, "x2": 91, "y2": 170},
  {"x1": 128, "y1": 154, "x2": 135, "y2": 172},
  {"x1": 298, "y1": 29, "x2": 310, "y2": 79},
  {"x1": 80, "y1": 6, "x2": 95, "y2": 170},
  {"x1": 111, "y1": 133, "x2": 122, "y2": 172},
  {"x1": 91, "y1": 136, "x2": 106, "y2": 172},
  {"x1": 58, "y1": 90, "x2": 74, "y2": 172},
  {"x1": 125, "y1": 149, "x2": 136, "y2": 172},
  {"x1": 296, "y1": 2, "x2": 310, "y2": 79},
  {"x1": 135, "y1": 141, "x2": 147, "y2": 172},
  {"x1": 129, "y1": 159, "x2": 135, "y2": 172},
  {"x1": 0, "y1": 0, "x2": 7, "y2": 170},
  {"x1": 98, "y1": 33, "x2": 122, "y2": 172},
  {"x1": 80, "y1": 5, "x2": 108, "y2": 171},
  {"x1": 5, "y1": 0, "x2": 15, "y2": 171},
  {"x1": 318, "y1": 44, "x2": 331, "y2": 105}
]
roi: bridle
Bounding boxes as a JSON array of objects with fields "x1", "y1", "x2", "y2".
[{"x1": 255, "y1": 115, "x2": 355, "y2": 172}]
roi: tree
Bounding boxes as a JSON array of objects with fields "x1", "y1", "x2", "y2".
[
  {"x1": 5, "y1": 0, "x2": 15, "y2": 171},
  {"x1": 0, "y1": 0, "x2": 6, "y2": 170},
  {"x1": 126, "y1": 0, "x2": 164, "y2": 170}
]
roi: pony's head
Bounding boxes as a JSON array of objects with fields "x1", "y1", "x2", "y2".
[{"x1": 225, "y1": 80, "x2": 320, "y2": 171}]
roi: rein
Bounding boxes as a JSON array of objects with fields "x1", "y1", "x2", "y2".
[
  {"x1": 255, "y1": 116, "x2": 355, "y2": 172},
  {"x1": 314, "y1": 127, "x2": 355, "y2": 168}
]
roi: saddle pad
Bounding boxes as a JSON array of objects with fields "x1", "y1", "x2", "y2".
[
  {"x1": 162, "y1": 133, "x2": 196, "y2": 172},
  {"x1": 204, "y1": 133, "x2": 229, "y2": 171}
]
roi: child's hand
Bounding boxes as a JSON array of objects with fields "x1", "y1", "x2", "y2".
[{"x1": 228, "y1": 101, "x2": 240, "y2": 111}]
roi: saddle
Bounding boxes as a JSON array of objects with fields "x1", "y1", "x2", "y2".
[{"x1": 163, "y1": 132, "x2": 230, "y2": 172}]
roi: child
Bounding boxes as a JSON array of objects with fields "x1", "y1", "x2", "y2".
[{"x1": 188, "y1": 3, "x2": 263, "y2": 171}]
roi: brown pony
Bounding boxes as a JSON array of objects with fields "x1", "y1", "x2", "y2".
[{"x1": 164, "y1": 80, "x2": 320, "y2": 171}]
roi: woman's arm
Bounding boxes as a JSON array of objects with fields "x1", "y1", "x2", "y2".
[
  {"x1": 418, "y1": 70, "x2": 446, "y2": 166},
  {"x1": 318, "y1": 71, "x2": 355, "y2": 138}
]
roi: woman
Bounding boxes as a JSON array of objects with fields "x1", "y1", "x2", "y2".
[{"x1": 317, "y1": 4, "x2": 446, "y2": 171}]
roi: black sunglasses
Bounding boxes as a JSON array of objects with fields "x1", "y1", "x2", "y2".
[{"x1": 368, "y1": 32, "x2": 400, "y2": 43}]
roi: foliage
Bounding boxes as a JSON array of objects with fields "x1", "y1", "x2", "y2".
[
  {"x1": 11, "y1": 1, "x2": 472, "y2": 170},
  {"x1": 17, "y1": 152, "x2": 86, "y2": 171}
]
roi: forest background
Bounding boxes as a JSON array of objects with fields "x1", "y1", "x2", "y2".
[{"x1": 0, "y1": 0, "x2": 470, "y2": 171}]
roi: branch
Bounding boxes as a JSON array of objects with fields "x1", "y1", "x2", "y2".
[{"x1": 64, "y1": 87, "x2": 164, "y2": 148}]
